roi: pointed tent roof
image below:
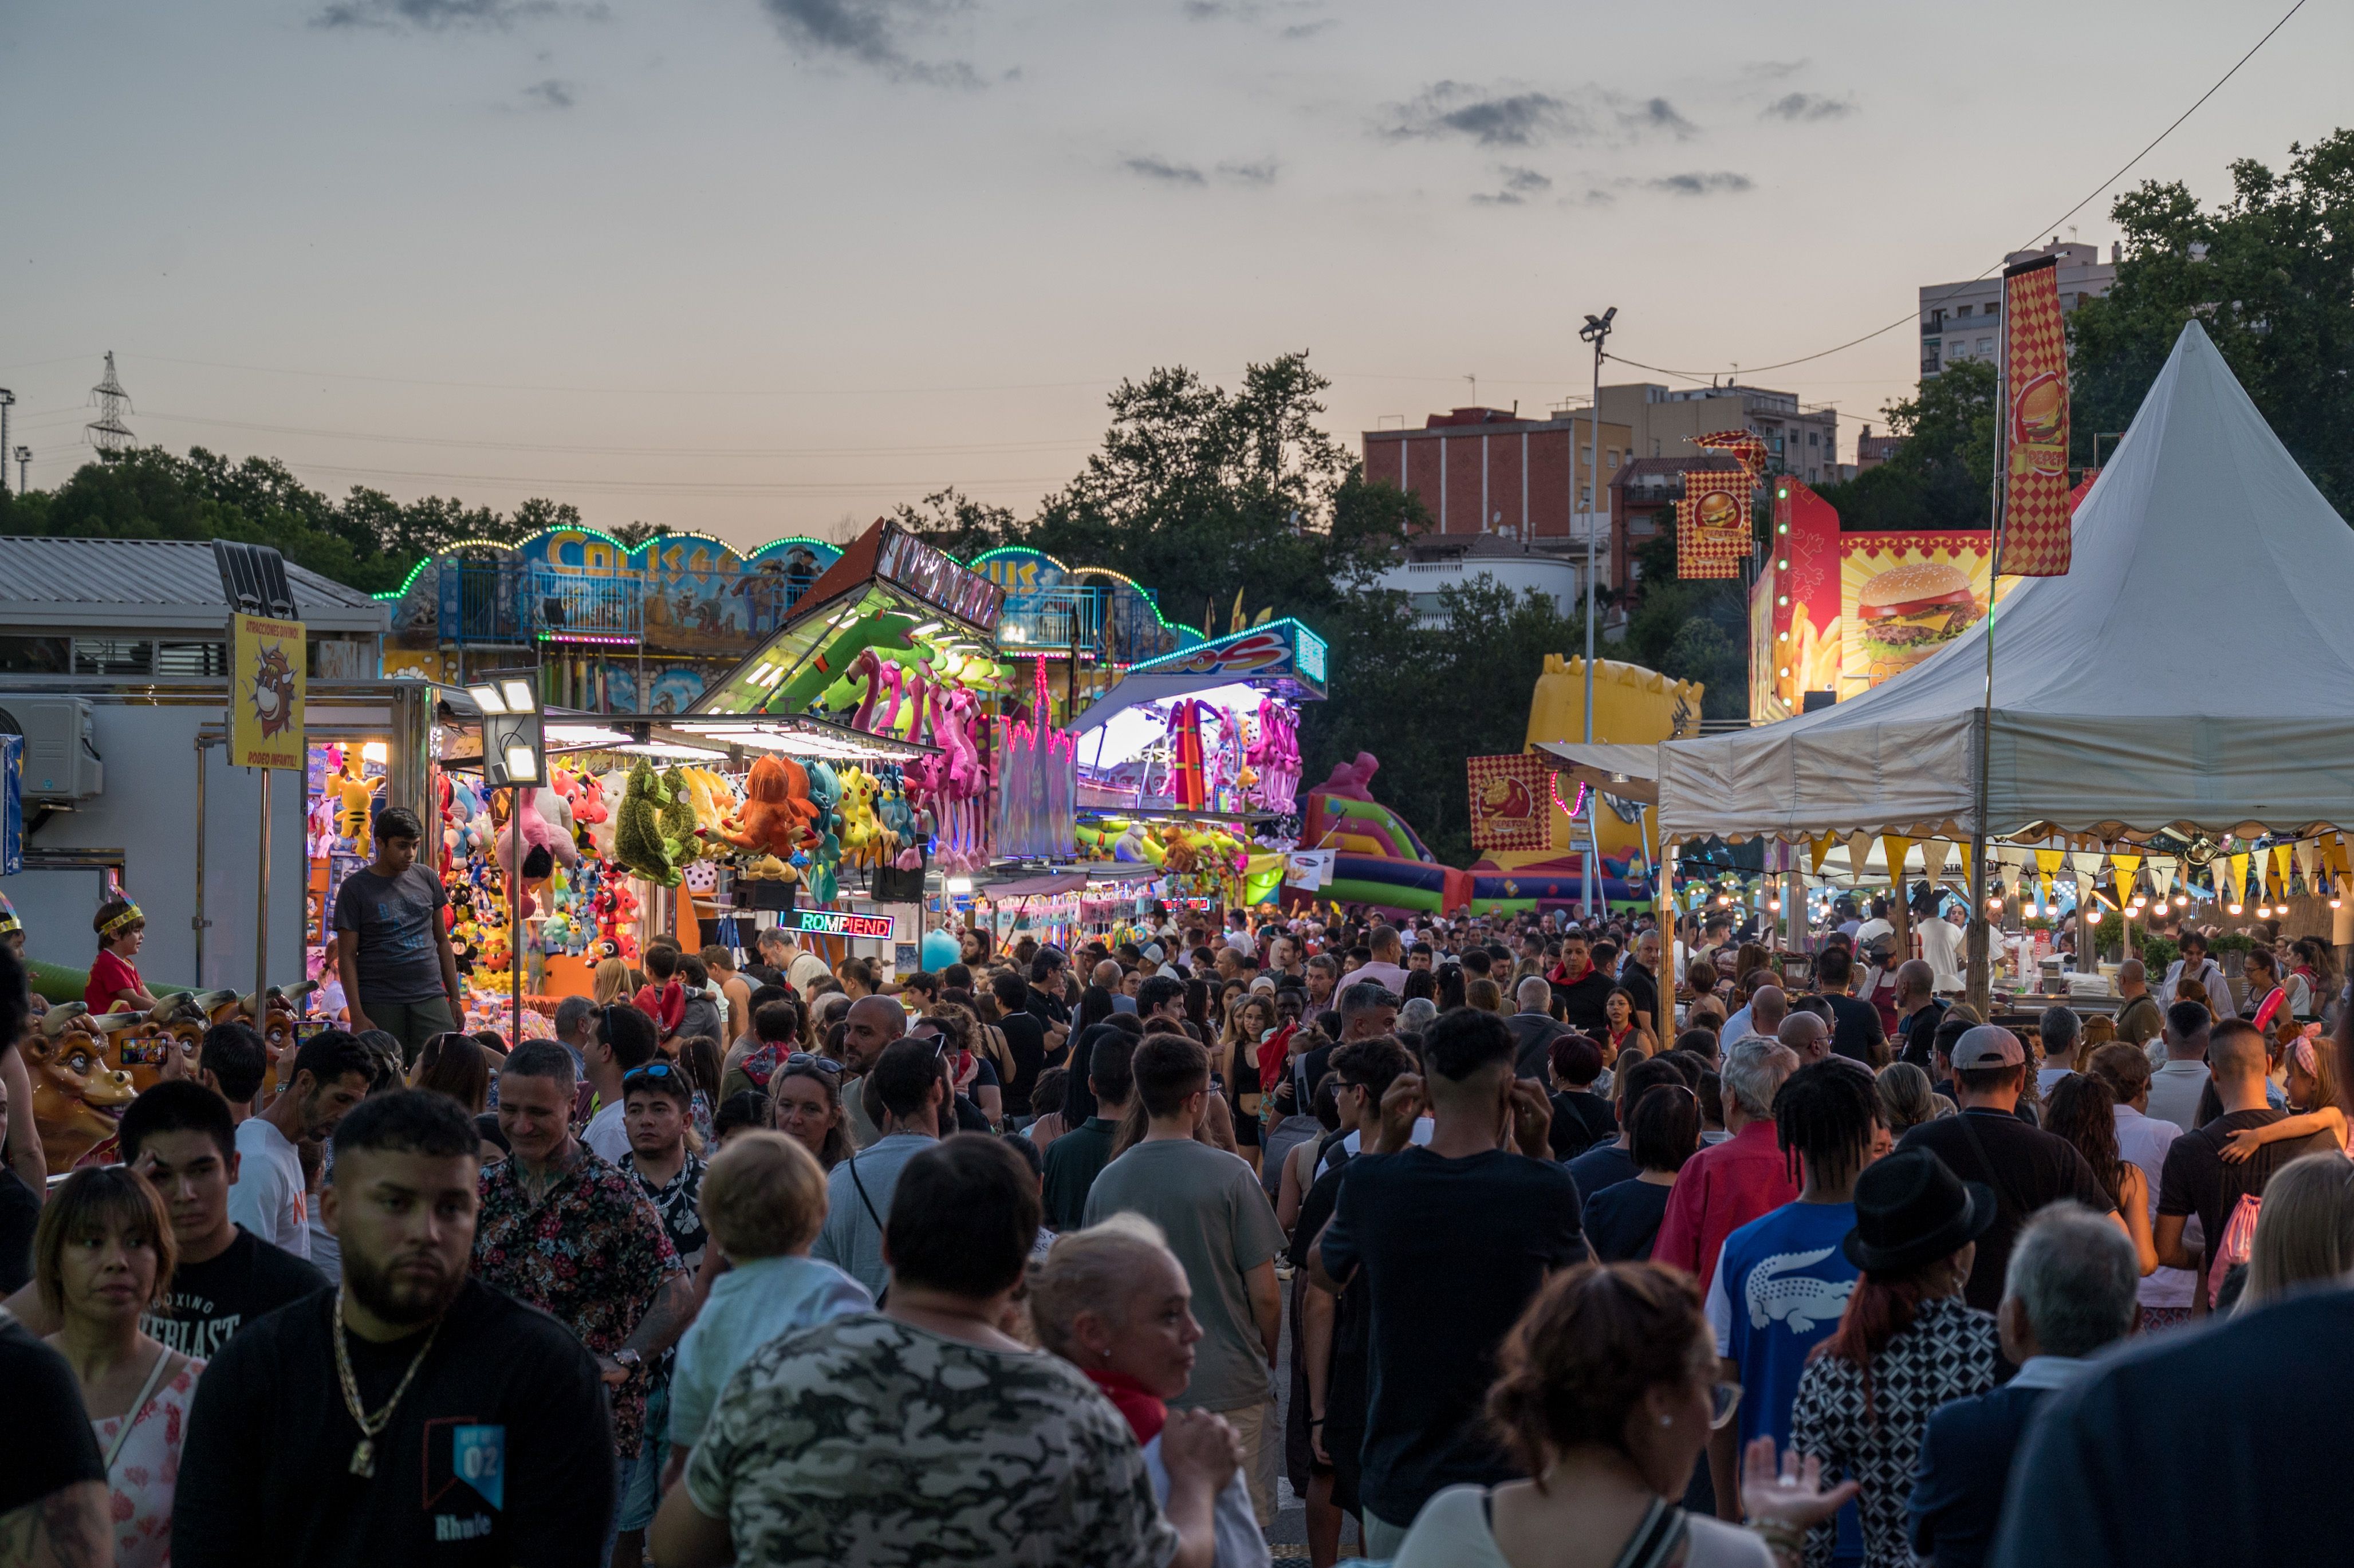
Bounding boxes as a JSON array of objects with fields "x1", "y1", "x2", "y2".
[{"x1": 1656, "y1": 320, "x2": 2354, "y2": 842}]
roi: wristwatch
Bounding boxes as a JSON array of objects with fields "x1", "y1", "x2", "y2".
[{"x1": 612, "y1": 1348, "x2": 642, "y2": 1370}]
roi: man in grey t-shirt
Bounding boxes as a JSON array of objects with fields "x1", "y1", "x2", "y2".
[
  {"x1": 1083, "y1": 1033, "x2": 1285, "y2": 1526},
  {"x1": 333, "y1": 806, "x2": 462, "y2": 1066}
]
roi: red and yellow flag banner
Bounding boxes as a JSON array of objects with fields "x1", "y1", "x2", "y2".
[
  {"x1": 1692, "y1": 430, "x2": 1769, "y2": 482},
  {"x1": 1466, "y1": 753, "x2": 1553, "y2": 853},
  {"x1": 1677, "y1": 468, "x2": 1749, "y2": 580},
  {"x1": 1999, "y1": 257, "x2": 2072, "y2": 576}
]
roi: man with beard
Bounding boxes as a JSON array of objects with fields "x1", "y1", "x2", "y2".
[{"x1": 174, "y1": 1089, "x2": 612, "y2": 1566}]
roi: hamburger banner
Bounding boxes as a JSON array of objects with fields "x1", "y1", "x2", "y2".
[
  {"x1": 1465, "y1": 753, "x2": 1553, "y2": 853},
  {"x1": 1676, "y1": 463, "x2": 1750, "y2": 580},
  {"x1": 1999, "y1": 255, "x2": 2073, "y2": 576},
  {"x1": 1840, "y1": 535, "x2": 1991, "y2": 690}
]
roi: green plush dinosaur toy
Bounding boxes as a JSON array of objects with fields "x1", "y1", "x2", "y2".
[{"x1": 614, "y1": 759, "x2": 683, "y2": 887}]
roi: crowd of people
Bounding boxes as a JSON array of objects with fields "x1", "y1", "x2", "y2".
[{"x1": 5, "y1": 877, "x2": 2354, "y2": 1567}]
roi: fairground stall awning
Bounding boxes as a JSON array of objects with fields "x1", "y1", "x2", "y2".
[
  {"x1": 1657, "y1": 322, "x2": 2354, "y2": 846},
  {"x1": 1071, "y1": 620, "x2": 1326, "y2": 820}
]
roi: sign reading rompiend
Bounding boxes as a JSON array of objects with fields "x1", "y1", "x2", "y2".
[
  {"x1": 2000, "y1": 255, "x2": 2073, "y2": 576},
  {"x1": 230, "y1": 614, "x2": 306, "y2": 769}
]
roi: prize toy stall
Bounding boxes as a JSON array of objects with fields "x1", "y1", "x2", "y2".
[{"x1": 1068, "y1": 620, "x2": 1324, "y2": 911}]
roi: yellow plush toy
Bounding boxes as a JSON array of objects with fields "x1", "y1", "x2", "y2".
[
  {"x1": 839, "y1": 769, "x2": 884, "y2": 865},
  {"x1": 337, "y1": 754, "x2": 375, "y2": 858}
]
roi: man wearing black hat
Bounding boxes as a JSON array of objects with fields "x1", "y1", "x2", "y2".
[{"x1": 1894, "y1": 1025, "x2": 2124, "y2": 1311}]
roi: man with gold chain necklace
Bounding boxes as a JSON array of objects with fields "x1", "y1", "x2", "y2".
[{"x1": 174, "y1": 1089, "x2": 613, "y2": 1565}]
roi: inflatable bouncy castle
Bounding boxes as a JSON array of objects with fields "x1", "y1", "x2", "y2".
[{"x1": 1298, "y1": 755, "x2": 1474, "y2": 915}]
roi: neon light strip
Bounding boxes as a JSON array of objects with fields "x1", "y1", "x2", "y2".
[{"x1": 792, "y1": 908, "x2": 897, "y2": 940}]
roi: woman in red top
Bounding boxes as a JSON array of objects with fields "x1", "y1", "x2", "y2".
[{"x1": 87, "y1": 896, "x2": 159, "y2": 1015}]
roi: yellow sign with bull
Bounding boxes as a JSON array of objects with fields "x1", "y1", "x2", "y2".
[{"x1": 231, "y1": 614, "x2": 306, "y2": 769}]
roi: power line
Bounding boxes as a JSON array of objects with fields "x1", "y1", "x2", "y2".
[
  {"x1": 1603, "y1": 0, "x2": 2310, "y2": 384},
  {"x1": 127, "y1": 408, "x2": 1101, "y2": 460},
  {"x1": 116, "y1": 353, "x2": 1123, "y2": 399}
]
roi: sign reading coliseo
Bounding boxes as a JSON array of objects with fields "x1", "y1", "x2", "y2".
[{"x1": 790, "y1": 908, "x2": 897, "y2": 940}]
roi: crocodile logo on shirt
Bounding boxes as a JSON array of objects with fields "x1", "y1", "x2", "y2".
[{"x1": 1745, "y1": 1247, "x2": 1854, "y2": 1334}]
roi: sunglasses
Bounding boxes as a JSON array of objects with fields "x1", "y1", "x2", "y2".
[
  {"x1": 782, "y1": 1052, "x2": 843, "y2": 1075},
  {"x1": 621, "y1": 1062, "x2": 681, "y2": 1090}
]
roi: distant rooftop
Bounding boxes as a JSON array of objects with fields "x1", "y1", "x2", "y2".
[{"x1": 0, "y1": 536, "x2": 388, "y2": 634}]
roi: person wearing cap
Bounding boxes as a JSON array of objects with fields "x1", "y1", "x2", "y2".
[
  {"x1": 1893, "y1": 1025, "x2": 2124, "y2": 1311},
  {"x1": 1786, "y1": 1147, "x2": 2001, "y2": 1568}
]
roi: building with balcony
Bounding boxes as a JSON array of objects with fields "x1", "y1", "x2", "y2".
[
  {"x1": 1921, "y1": 238, "x2": 2116, "y2": 379},
  {"x1": 1597, "y1": 383, "x2": 1839, "y2": 487},
  {"x1": 1367, "y1": 531, "x2": 1592, "y2": 629}
]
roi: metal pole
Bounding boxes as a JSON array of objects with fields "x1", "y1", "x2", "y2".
[
  {"x1": 194, "y1": 736, "x2": 209, "y2": 984},
  {"x1": 1580, "y1": 319, "x2": 1609, "y2": 918},
  {"x1": 1966, "y1": 294, "x2": 2012, "y2": 1018},
  {"x1": 0, "y1": 389, "x2": 13, "y2": 498},
  {"x1": 511, "y1": 784, "x2": 525, "y2": 1047},
  {"x1": 255, "y1": 769, "x2": 271, "y2": 1008}
]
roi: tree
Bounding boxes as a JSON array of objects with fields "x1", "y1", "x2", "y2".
[
  {"x1": 1618, "y1": 525, "x2": 1749, "y2": 722},
  {"x1": 1810, "y1": 358, "x2": 1998, "y2": 531},
  {"x1": 0, "y1": 446, "x2": 556, "y2": 594},
  {"x1": 2069, "y1": 130, "x2": 2354, "y2": 515}
]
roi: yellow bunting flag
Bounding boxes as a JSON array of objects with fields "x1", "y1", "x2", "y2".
[
  {"x1": 1881, "y1": 836, "x2": 1915, "y2": 889},
  {"x1": 2226, "y1": 853, "x2": 2250, "y2": 907},
  {"x1": 2272, "y1": 845, "x2": 2294, "y2": 899},
  {"x1": 1954, "y1": 841, "x2": 1972, "y2": 889},
  {"x1": 1810, "y1": 833, "x2": 1837, "y2": 876}
]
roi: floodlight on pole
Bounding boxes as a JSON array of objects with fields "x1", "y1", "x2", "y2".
[
  {"x1": 467, "y1": 683, "x2": 509, "y2": 716},
  {"x1": 499, "y1": 678, "x2": 537, "y2": 714}
]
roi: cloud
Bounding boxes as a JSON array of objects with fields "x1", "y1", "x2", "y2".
[
  {"x1": 1761, "y1": 92, "x2": 1855, "y2": 121},
  {"x1": 756, "y1": 0, "x2": 982, "y2": 86},
  {"x1": 1380, "y1": 81, "x2": 1581, "y2": 147},
  {"x1": 1124, "y1": 156, "x2": 1207, "y2": 185},
  {"x1": 314, "y1": 0, "x2": 591, "y2": 27},
  {"x1": 1471, "y1": 164, "x2": 1553, "y2": 205},
  {"x1": 1280, "y1": 18, "x2": 1336, "y2": 37},
  {"x1": 1379, "y1": 81, "x2": 1699, "y2": 149},
  {"x1": 1647, "y1": 170, "x2": 1753, "y2": 196},
  {"x1": 1217, "y1": 159, "x2": 1279, "y2": 185},
  {"x1": 1743, "y1": 59, "x2": 1808, "y2": 80},
  {"x1": 520, "y1": 77, "x2": 576, "y2": 107},
  {"x1": 1620, "y1": 96, "x2": 1696, "y2": 138}
]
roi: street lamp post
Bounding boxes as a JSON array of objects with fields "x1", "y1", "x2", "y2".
[
  {"x1": 472, "y1": 676, "x2": 545, "y2": 1050},
  {"x1": 1577, "y1": 308, "x2": 1616, "y2": 918}
]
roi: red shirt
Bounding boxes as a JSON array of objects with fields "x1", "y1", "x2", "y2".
[
  {"x1": 633, "y1": 980, "x2": 684, "y2": 1035},
  {"x1": 1650, "y1": 1119, "x2": 1801, "y2": 1291},
  {"x1": 88, "y1": 950, "x2": 143, "y2": 1015}
]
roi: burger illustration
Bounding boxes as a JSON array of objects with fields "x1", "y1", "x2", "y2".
[
  {"x1": 2011, "y1": 371, "x2": 2066, "y2": 476},
  {"x1": 1857, "y1": 558, "x2": 1982, "y2": 679},
  {"x1": 1694, "y1": 486, "x2": 1741, "y2": 533}
]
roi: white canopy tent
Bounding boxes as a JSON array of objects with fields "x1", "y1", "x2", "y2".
[{"x1": 1654, "y1": 321, "x2": 2354, "y2": 845}]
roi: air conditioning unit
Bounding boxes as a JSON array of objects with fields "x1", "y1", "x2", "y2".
[{"x1": 0, "y1": 698, "x2": 105, "y2": 801}]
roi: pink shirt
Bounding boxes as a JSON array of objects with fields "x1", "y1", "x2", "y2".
[{"x1": 1650, "y1": 1120, "x2": 1802, "y2": 1292}]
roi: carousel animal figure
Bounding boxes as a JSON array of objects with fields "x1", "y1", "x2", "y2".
[{"x1": 26, "y1": 1008, "x2": 138, "y2": 1173}]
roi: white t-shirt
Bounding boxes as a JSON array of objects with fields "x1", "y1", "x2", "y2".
[
  {"x1": 1855, "y1": 917, "x2": 1895, "y2": 951},
  {"x1": 1920, "y1": 917, "x2": 1966, "y2": 992},
  {"x1": 1142, "y1": 1431, "x2": 1270, "y2": 1568},
  {"x1": 585, "y1": 1100, "x2": 631, "y2": 1165},
  {"x1": 226, "y1": 1117, "x2": 309, "y2": 1259},
  {"x1": 1396, "y1": 1485, "x2": 1772, "y2": 1568},
  {"x1": 2115, "y1": 1104, "x2": 2194, "y2": 1309}
]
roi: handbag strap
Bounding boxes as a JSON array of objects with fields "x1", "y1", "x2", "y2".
[
  {"x1": 845, "y1": 1151, "x2": 885, "y2": 1231},
  {"x1": 103, "y1": 1346, "x2": 176, "y2": 1475}
]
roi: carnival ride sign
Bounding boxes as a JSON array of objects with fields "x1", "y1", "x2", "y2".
[{"x1": 231, "y1": 614, "x2": 306, "y2": 770}]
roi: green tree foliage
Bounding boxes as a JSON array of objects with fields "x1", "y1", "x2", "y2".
[
  {"x1": 2069, "y1": 131, "x2": 2354, "y2": 515},
  {"x1": 0, "y1": 446, "x2": 553, "y2": 594},
  {"x1": 1617, "y1": 525, "x2": 1749, "y2": 722},
  {"x1": 1308, "y1": 579, "x2": 1590, "y2": 869},
  {"x1": 1810, "y1": 358, "x2": 1998, "y2": 530}
]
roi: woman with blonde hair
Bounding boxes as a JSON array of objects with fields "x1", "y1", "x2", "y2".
[
  {"x1": 2242, "y1": 1152, "x2": 2354, "y2": 1307},
  {"x1": 1032, "y1": 1215, "x2": 1270, "y2": 1568},
  {"x1": 593, "y1": 955, "x2": 633, "y2": 1008},
  {"x1": 36, "y1": 1165, "x2": 200, "y2": 1568}
]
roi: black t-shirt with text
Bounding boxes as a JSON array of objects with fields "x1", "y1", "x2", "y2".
[
  {"x1": 1318, "y1": 1147, "x2": 1586, "y2": 1526},
  {"x1": 145, "y1": 1225, "x2": 328, "y2": 1358},
  {"x1": 1897, "y1": 1109, "x2": 2115, "y2": 1311},
  {"x1": 2157, "y1": 1109, "x2": 2337, "y2": 1281},
  {"x1": 174, "y1": 1278, "x2": 613, "y2": 1568},
  {"x1": 0, "y1": 1320, "x2": 105, "y2": 1518}
]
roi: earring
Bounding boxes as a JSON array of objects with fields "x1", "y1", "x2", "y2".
[{"x1": 1658, "y1": 1415, "x2": 1673, "y2": 1428}]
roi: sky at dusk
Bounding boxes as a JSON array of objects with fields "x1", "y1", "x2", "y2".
[{"x1": 2, "y1": 0, "x2": 2343, "y2": 550}]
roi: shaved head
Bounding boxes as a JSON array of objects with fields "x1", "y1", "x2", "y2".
[
  {"x1": 1750, "y1": 985, "x2": 1788, "y2": 1033},
  {"x1": 1778, "y1": 1011, "x2": 1830, "y2": 1061}
]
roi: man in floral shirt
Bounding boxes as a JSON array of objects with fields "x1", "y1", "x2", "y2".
[{"x1": 477, "y1": 1041, "x2": 694, "y2": 1562}]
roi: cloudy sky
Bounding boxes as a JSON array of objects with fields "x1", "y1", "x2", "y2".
[{"x1": 1, "y1": 0, "x2": 2340, "y2": 549}]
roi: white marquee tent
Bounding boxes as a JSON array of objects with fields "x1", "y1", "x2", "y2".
[{"x1": 1643, "y1": 321, "x2": 2354, "y2": 846}]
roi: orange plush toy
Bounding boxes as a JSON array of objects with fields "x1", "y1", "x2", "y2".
[{"x1": 715, "y1": 755, "x2": 817, "y2": 860}]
